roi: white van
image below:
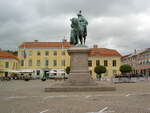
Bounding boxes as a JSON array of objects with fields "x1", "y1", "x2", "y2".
[{"x1": 48, "y1": 69, "x2": 68, "y2": 79}]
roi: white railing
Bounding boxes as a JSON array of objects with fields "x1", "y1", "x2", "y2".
[{"x1": 112, "y1": 77, "x2": 150, "y2": 83}]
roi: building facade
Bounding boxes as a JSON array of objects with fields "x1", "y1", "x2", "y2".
[
  {"x1": 88, "y1": 45, "x2": 121, "y2": 79},
  {"x1": 121, "y1": 48, "x2": 150, "y2": 76},
  {"x1": 0, "y1": 50, "x2": 18, "y2": 77},
  {"x1": 18, "y1": 40, "x2": 70, "y2": 78},
  {"x1": 17, "y1": 41, "x2": 122, "y2": 79}
]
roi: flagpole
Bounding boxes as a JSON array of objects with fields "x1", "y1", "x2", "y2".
[{"x1": 62, "y1": 36, "x2": 65, "y2": 80}]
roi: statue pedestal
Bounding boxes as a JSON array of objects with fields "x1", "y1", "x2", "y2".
[
  {"x1": 45, "y1": 46, "x2": 115, "y2": 92},
  {"x1": 64, "y1": 46, "x2": 96, "y2": 86}
]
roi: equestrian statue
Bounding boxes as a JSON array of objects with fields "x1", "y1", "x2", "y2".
[{"x1": 70, "y1": 10, "x2": 88, "y2": 45}]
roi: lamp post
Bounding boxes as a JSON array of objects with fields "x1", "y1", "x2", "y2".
[{"x1": 62, "y1": 37, "x2": 65, "y2": 80}]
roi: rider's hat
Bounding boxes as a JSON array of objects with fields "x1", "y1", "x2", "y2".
[{"x1": 77, "y1": 10, "x2": 82, "y2": 16}]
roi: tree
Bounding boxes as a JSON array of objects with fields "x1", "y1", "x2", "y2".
[
  {"x1": 6, "y1": 50, "x2": 18, "y2": 56},
  {"x1": 65, "y1": 66, "x2": 70, "y2": 74},
  {"x1": 120, "y1": 64, "x2": 132, "y2": 75},
  {"x1": 94, "y1": 65, "x2": 106, "y2": 80}
]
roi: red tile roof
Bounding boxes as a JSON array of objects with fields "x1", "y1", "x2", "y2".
[
  {"x1": 19, "y1": 42, "x2": 71, "y2": 48},
  {"x1": 0, "y1": 50, "x2": 18, "y2": 60},
  {"x1": 121, "y1": 54, "x2": 132, "y2": 59},
  {"x1": 89, "y1": 48, "x2": 122, "y2": 57},
  {"x1": 18, "y1": 41, "x2": 121, "y2": 57}
]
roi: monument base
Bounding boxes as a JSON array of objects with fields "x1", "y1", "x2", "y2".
[
  {"x1": 45, "y1": 46, "x2": 115, "y2": 92},
  {"x1": 45, "y1": 82, "x2": 115, "y2": 92}
]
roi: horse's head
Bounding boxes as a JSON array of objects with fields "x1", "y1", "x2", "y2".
[{"x1": 70, "y1": 17, "x2": 79, "y2": 26}]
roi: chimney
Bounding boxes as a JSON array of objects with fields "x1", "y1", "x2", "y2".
[
  {"x1": 34, "y1": 40, "x2": 38, "y2": 42},
  {"x1": 62, "y1": 39, "x2": 67, "y2": 42},
  {"x1": 134, "y1": 49, "x2": 136, "y2": 54},
  {"x1": 93, "y1": 44, "x2": 98, "y2": 48},
  {"x1": 64, "y1": 39, "x2": 67, "y2": 42}
]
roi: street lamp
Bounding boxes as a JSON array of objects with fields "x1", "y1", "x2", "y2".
[{"x1": 61, "y1": 37, "x2": 66, "y2": 80}]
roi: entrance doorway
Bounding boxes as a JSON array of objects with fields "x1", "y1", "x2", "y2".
[
  {"x1": 44, "y1": 71, "x2": 49, "y2": 78},
  {"x1": 5, "y1": 72, "x2": 8, "y2": 77}
]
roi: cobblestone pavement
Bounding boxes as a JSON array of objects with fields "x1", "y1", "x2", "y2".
[{"x1": 0, "y1": 80, "x2": 150, "y2": 113}]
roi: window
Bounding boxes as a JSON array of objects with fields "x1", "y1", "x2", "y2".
[
  {"x1": 112, "y1": 60, "x2": 117, "y2": 66},
  {"x1": 96, "y1": 60, "x2": 100, "y2": 66},
  {"x1": 146, "y1": 60, "x2": 149, "y2": 64},
  {"x1": 21, "y1": 49, "x2": 26, "y2": 58},
  {"x1": 88, "y1": 60, "x2": 92, "y2": 67},
  {"x1": 61, "y1": 60, "x2": 65, "y2": 66},
  {"x1": 37, "y1": 51, "x2": 41, "y2": 56},
  {"x1": 143, "y1": 60, "x2": 145, "y2": 64},
  {"x1": 104, "y1": 60, "x2": 108, "y2": 66},
  {"x1": 5, "y1": 62, "x2": 9, "y2": 68},
  {"x1": 62, "y1": 51, "x2": 65, "y2": 55},
  {"x1": 45, "y1": 51, "x2": 49, "y2": 56},
  {"x1": 61, "y1": 73, "x2": 65, "y2": 76},
  {"x1": 36, "y1": 60, "x2": 40, "y2": 66},
  {"x1": 29, "y1": 50, "x2": 32, "y2": 56},
  {"x1": 36, "y1": 70, "x2": 40, "y2": 76},
  {"x1": 28, "y1": 59, "x2": 32, "y2": 66},
  {"x1": 45, "y1": 59, "x2": 49, "y2": 66},
  {"x1": 53, "y1": 60, "x2": 57, "y2": 66},
  {"x1": 21, "y1": 50, "x2": 24, "y2": 56},
  {"x1": 20, "y1": 60, "x2": 24, "y2": 66},
  {"x1": 53, "y1": 51, "x2": 57, "y2": 56},
  {"x1": 147, "y1": 54, "x2": 149, "y2": 57}
]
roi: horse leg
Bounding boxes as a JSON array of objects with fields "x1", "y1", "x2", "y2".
[
  {"x1": 80, "y1": 36, "x2": 83, "y2": 45},
  {"x1": 81, "y1": 37, "x2": 82, "y2": 45},
  {"x1": 75, "y1": 34, "x2": 78, "y2": 45},
  {"x1": 78, "y1": 33, "x2": 82, "y2": 45},
  {"x1": 84, "y1": 37, "x2": 86, "y2": 45}
]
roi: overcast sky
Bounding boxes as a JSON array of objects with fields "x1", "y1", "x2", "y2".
[{"x1": 0, "y1": 0, "x2": 150, "y2": 55}]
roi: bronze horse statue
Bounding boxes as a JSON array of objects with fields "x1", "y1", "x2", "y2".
[{"x1": 70, "y1": 17, "x2": 87, "y2": 45}]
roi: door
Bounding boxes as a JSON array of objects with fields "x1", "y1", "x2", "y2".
[
  {"x1": 5, "y1": 72, "x2": 8, "y2": 77},
  {"x1": 44, "y1": 71, "x2": 49, "y2": 78}
]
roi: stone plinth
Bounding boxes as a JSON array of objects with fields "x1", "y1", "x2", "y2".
[
  {"x1": 65, "y1": 47, "x2": 96, "y2": 86},
  {"x1": 45, "y1": 46, "x2": 115, "y2": 92}
]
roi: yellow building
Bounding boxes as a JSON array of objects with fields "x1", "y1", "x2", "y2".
[
  {"x1": 18, "y1": 41, "x2": 121, "y2": 79},
  {"x1": 18, "y1": 40, "x2": 70, "y2": 78},
  {"x1": 0, "y1": 50, "x2": 18, "y2": 77},
  {"x1": 88, "y1": 45, "x2": 122, "y2": 79}
]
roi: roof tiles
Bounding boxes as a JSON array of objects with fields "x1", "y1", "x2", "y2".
[
  {"x1": 19, "y1": 42, "x2": 71, "y2": 48},
  {"x1": 0, "y1": 50, "x2": 18, "y2": 60},
  {"x1": 89, "y1": 48, "x2": 122, "y2": 57},
  {"x1": 19, "y1": 42, "x2": 121, "y2": 57}
]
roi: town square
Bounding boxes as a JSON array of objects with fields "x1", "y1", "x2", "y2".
[
  {"x1": 0, "y1": 0, "x2": 150, "y2": 113},
  {"x1": 0, "y1": 80, "x2": 150, "y2": 113}
]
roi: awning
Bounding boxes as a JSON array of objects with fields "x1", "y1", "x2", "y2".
[
  {"x1": 16, "y1": 69, "x2": 34, "y2": 73},
  {"x1": 47, "y1": 69, "x2": 65, "y2": 74},
  {"x1": 0, "y1": 70, "x2": 19, "y2": 73}
]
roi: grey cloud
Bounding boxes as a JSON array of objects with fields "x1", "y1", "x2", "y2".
[
  {"x1": 35, "y1": 0, "x2": 150, "y2": 17},
  {"x1": 0, "y1": 0, "x2": 150, "y2": 55}
]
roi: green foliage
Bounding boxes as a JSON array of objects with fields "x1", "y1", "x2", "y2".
[
  {"x1": 94, "y1": 65, "x2": 106, "y2": 75},
  {"x1": 65, "y1": 66, "x2": 70, "y2": 74},
  {"x1": 120, "y1": 64, "x2": 132, "y2": 74},
  {"x1": 6, "y1": 50, "x2": 18, "y2": 56}
]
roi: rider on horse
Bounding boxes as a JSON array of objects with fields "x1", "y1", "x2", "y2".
[
  {"x1": 70, "y1": 11, "x2": 88, "y2": 45},
  {"x1": 77, "y1": 10, "x2": 88, "y2": 39}
]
